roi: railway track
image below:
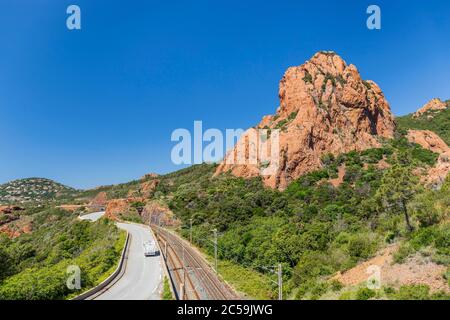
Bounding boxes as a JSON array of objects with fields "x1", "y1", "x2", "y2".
[{"x1": 153, "y1": 226, "x2": 239, "y2": 300}]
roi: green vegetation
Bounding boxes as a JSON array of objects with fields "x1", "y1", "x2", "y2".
[
  {"x1": 2, "y1": 115, "x2": 448, "y2": 300},
  {"x1": 0, "y1": 208, "x2": 124, "y2": 299},
  {"x1": 396, "y1": 107, "x2": 450, "y2": 145},
  {"x1": 162, "y1": 276, "x2": 174, "y2": 300},
  {"x1": 302, "y1": 71, "x2": 313, "y2": 84},
  {"x1": 211, "y1": 258, "x2": 275, "y2": 300},
  {"x1": 148, "y1": 135, "x2": 448, "y2": 300}
]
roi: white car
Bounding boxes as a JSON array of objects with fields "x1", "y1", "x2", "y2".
[{"x1": 143, "y1": 241, "x2": 158, "y2": 257}]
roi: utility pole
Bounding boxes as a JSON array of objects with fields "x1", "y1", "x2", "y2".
[
  {"x1": 189, "y1": 218, "x2": 193, "y2": 244},
  {"x1": 278, "y1": 263, "x2": 283, "y2": 300},
  {"x1": 213, "y1": 228, "x2": 218, "y2": 274}
]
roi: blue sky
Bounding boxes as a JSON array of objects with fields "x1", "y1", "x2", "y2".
[{"x1": 0, "y1": 0, "x2": 449, "y2": 189}]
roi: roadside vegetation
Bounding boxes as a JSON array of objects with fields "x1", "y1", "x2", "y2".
[
  {"x1": 162, "y1": 276, "x2": 174, "y2": 300},
  {"x1": 0, "y1": 207, "x2": 124, "y2": 299}
]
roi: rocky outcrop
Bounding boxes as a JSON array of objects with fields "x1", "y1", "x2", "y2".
[
  {"x1": 105, "y1": 199, "x2": 132, "y2": 220},
  {"x1": 215, "y1": 51, "x2": 395, "y2": 189},
  {"x1": 413, "y1": 98, "x2": 447, "y2": 118},
  {"x1": 406, "y1": 129, "x2": 450, "y2": 189},
  {"x1": 104, "y1": 197, "x2": 145, "y2": 220},
  {"x1": 127, "y1": 179, "x2": 160, "y2": 198},
  {"x1": 140, "y1": 179, "x2": 160, "y2": 197},
  {"x1": 141, "y1": 201, "x2": 179, "y2": 227},
  {"x1": 141, "y1": 173, "x2": 159, "y2": 180},
  {"x1": 406, "y1": 130, "x2": 449, "y2": 154},
  {"x1": 89, "y1": 191, "x2": 108, "y2": 208},
  {"x1": 0, "y1": 211, "x2": 32, "y2": 239}
]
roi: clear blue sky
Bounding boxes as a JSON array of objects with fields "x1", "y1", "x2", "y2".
[{"x1": 1, "y1": 0, "x2": 449, "y2": 189}]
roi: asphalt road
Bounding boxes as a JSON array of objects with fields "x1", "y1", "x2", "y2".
[
  {"x1": 79, "y1": 211, "x2": 105, "y2": 222},
  {"x1": 79, "y1": 211, "x2": 163, "y2": 300}
]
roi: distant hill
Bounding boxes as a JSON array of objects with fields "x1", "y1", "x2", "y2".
[
  {"x1": 396, "y1": 99, "x2": 450, "y2": 145},
  {"x1": 0, "y1": 178, "x2": 77, "y2": 204}
]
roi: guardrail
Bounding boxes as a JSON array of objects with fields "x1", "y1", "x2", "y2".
[{"x1": 72, "y1": 232, "x2": 131, "y2": 300}]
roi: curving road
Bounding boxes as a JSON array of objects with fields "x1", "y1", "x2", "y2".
[{"x1": 79, "y1": 212, "x2": 163, "y2": 300}]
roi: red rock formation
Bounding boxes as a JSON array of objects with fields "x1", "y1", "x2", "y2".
[
  {"x1": 407, "y1": 130, "x2": 449, "y2": 154},
  {"x1": 406, "y1": 129, "x2": 450, "y2": 189},
  {"x1": 104, "y1": 197, "x2": 145, "y2": 220},
  {"x1": 215, "y1": 51, "x2": 395, "y2": 189},
  {"x1": 105, "y1": 199, "x2": 131, "y2": 220},
  {"x1": 89, "y1": 191, "x2": 108, "y2": 207},
  {"x1": 140, "y1": 179, "x2": 160, "y2": 197},
  {"x1": 413, "y1": 98, "x2": 447, "y2": 118},
  {"x1": 141, "y1": 201, "x2": 179, "y2": 227},
  {"x1": 141, "y1": 173, "x2": 159, "y2": 180}
]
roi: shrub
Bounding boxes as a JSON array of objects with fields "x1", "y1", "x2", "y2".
[
  {"x1": 347, "y1": 234, "x2": 379, "y2": 260},
  {"x1": 394, "y1": 284, "x2": 431, "y2": 300},
  {"x1": 355, "y1": 287, "x2": 376, "y2": 300},
  {"x1": 329, "y1": 280, "x2": 344, "y2": 292}
]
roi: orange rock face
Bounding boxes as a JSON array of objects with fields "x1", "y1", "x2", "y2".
[
  {"x1": 141, "y1": 173, "x2": 159, "y2": 180},
  {"x1": 406, "y1": 129, "x2": 450, "y2": 189},
  {"x1": 104, "y1": 199, "x2": 131, "y2": 220},
  {"x1": 407, "y1": 130, "x2": 449, "y2": 154},
  {"x1": 141, "y1": 201, "x2": 179, "y2": 227},
  {"x1": 89, "y1": 191, "x2": 108, "y2": 207},
  {"x1": 140, "y1": 179, "x2": 160, "y2": 197},
  {"x1": 104, "y1": 197, "x2": 145, "y2": 220},
  {"x1": 413, "y1": 98, "x2": 447, "y2": 118},
  {"x1": 215, "y1": 51, "x2": 395, "y2": 189}
]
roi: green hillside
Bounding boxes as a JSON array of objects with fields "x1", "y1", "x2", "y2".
[
  {"x1": 396, "y1": 100, "x2": 450, "y2": 145},
  {"x1": 0, "y1": 178, "x2": 77, "y2": 205},
  {"x1": 129, "y1": 136, "x2": 447, "y2": 300},
  {"x1": 0, "y1": 207, "x2": 125, "y2": 299}
]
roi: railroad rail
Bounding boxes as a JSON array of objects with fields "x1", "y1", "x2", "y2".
[{"x1": 153, "y1": 226, "x2": 239, "y2": 300}]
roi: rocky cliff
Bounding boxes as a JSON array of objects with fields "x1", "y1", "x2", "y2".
[
  {"x1": 413, "y1": 98, "x2": 448, "y2": 118},
  {"x1": 407, "y1": 129, "x2": 450, "y2": 189},
  {"x1": 215, "y1": 51, "x2": 395, "y2": 189}
]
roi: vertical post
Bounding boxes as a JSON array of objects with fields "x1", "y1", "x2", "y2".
[
  {"x1": 189, "y1": 218, "x2": 193, "y2": 244},
  {"x1": 164, "y1": 241, "x2": 167, "y2": 261},
  {"x1": 278, "y1": 263, "x2": 283, "y2": 300},
  {"x1": 180, "y1": 283, "x2": 185, "y2": 300},
  {"x1": 213, "y1": 228, "x2": 218, "y2": 274}
]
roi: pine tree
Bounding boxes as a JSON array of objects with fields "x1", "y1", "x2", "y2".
[{"x1": 375, "y1": 164, "x2": 420, "y2": 232}]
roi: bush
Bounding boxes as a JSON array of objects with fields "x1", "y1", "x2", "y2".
[
  {"x1": 162, "y1": 277, "x2": 173, "y2": 300},
  {"x1": 355, "y1": 287, "x2": 376, "y2": 300},
  {"x1": 393, "y1": 284, "x2": 431, "y2": 300},
  {"x1": 329, "y1": 280, "x2": 344, "y2": 292},
  {"x1": 347, "y1": 233, "x2": 379, "y2": 260}
]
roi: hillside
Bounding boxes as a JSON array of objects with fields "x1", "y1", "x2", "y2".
[
  {"x1": 0, "y1": 206, "x2": 125, "y2": 299},
  {"x1": 397, "y1": 99, "x2": 450, "y2": 145},
  {"x1": 83, "y1": 137, "x2": 448, "y2": 300},
  {"x1": 0, "y1": 178, "x2": 77, "y2": 205}
]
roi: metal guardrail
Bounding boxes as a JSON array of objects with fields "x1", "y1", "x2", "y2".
[{"x1": 72, "y1": 232, "x2": 131, "y2": 300}]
